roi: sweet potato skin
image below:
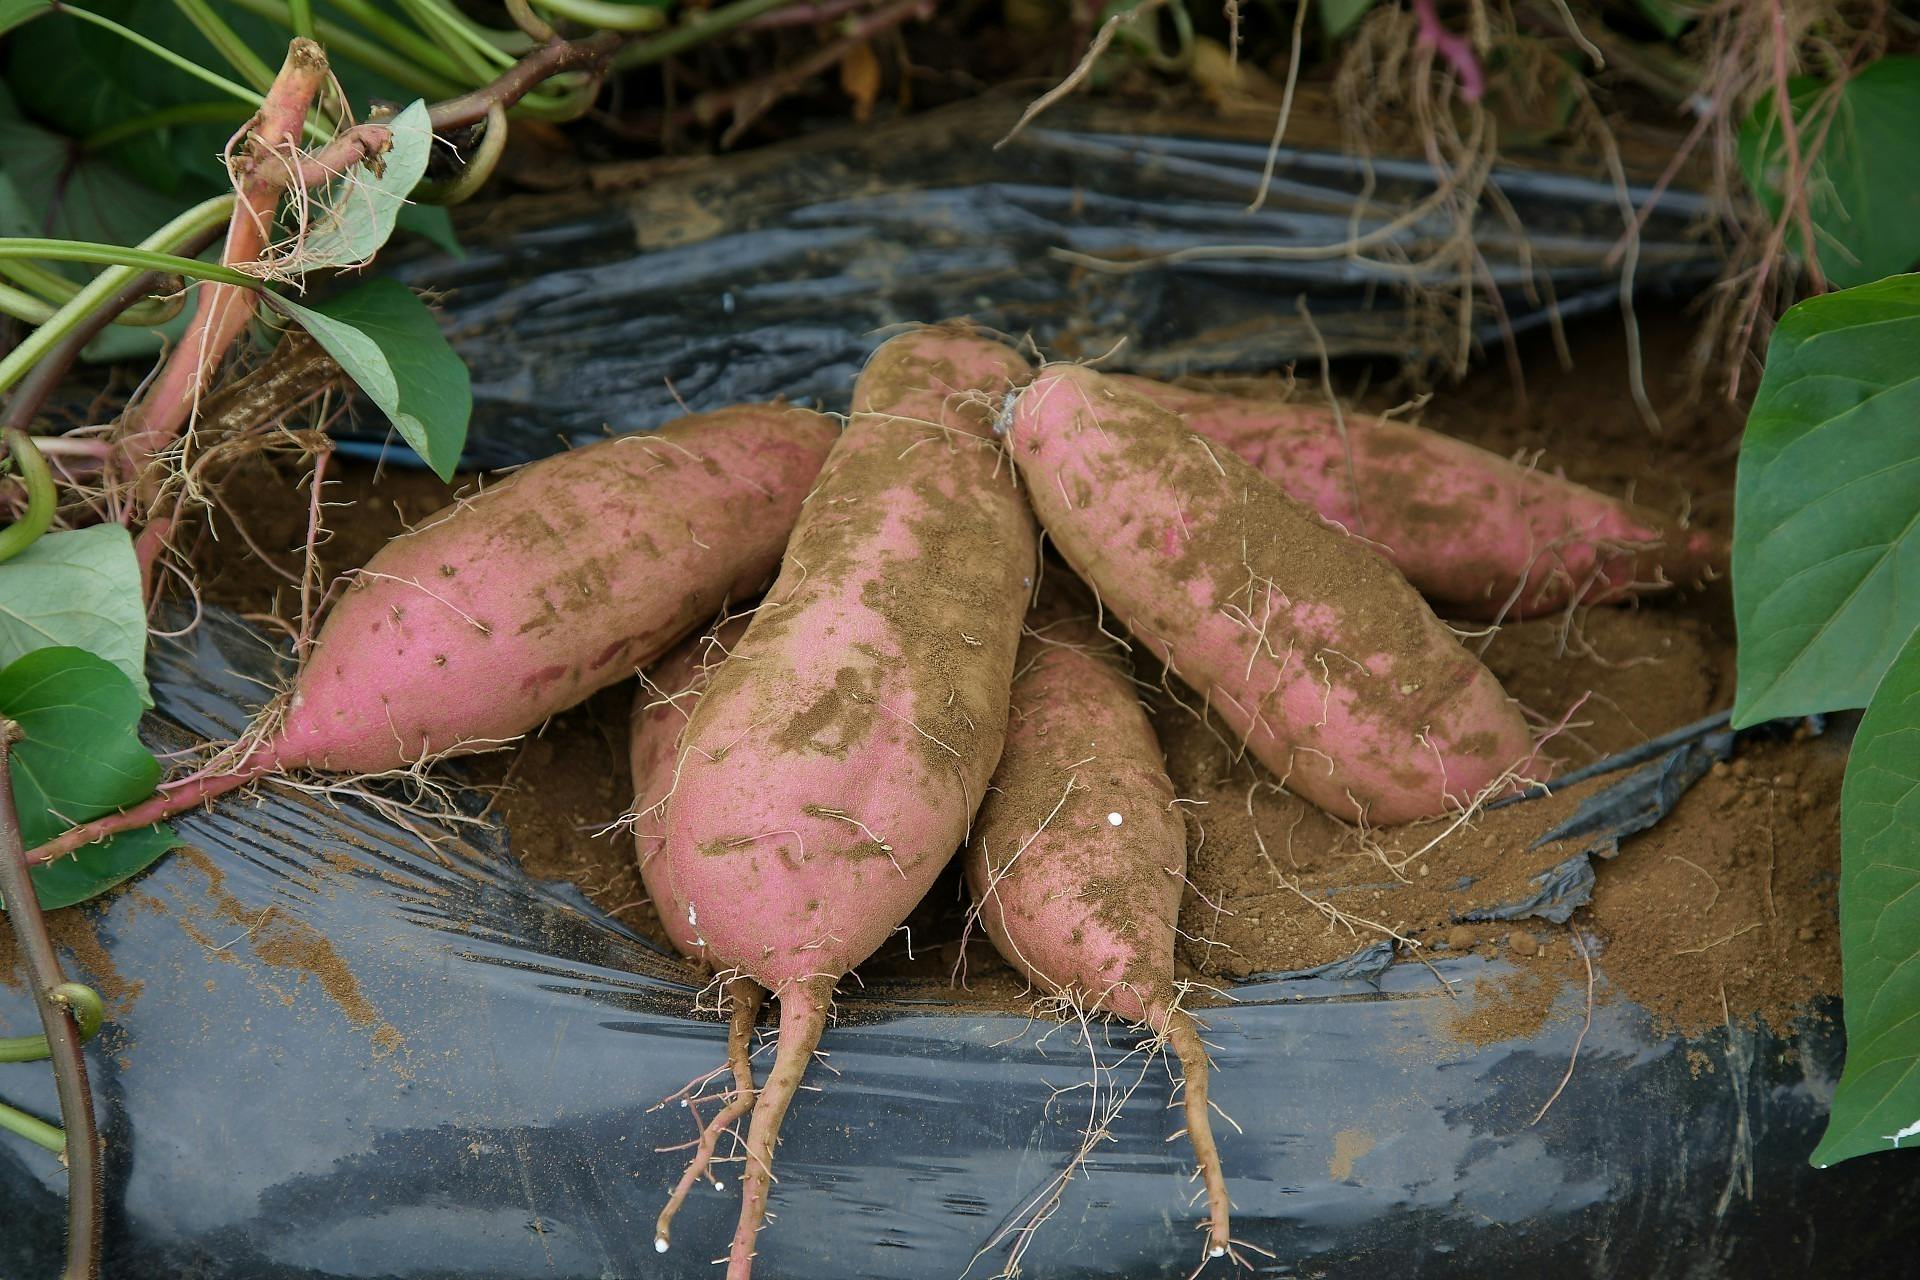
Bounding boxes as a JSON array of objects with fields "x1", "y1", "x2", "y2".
[
  {"x1": 657, "y1": 329, "x2": 1037, "y2": 992},
  {"x1": 630, "y1": 618, "x2": 748, "y2": 963},
  {"x1": 273, "y1": 406, "x2": 837, "y2": 774},
  {"x1": 963, "y1": 597, "x2": 1232, "y2": 1256},
  {"x1": 654, "y1": 327, "x2": 1037, "y2": 1280},
  {"x1": 1116, "y1": 375, "x2": 1724, "y2": 619},
  {"x1": 1009, "y1": 365, "x2": 1532, "y2": 825},
  {"x1": 964, "y1": 612, "x2": 1183, "y2": 1028}
]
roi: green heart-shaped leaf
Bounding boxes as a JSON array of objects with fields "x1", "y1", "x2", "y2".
[
  {"x1": 0, "y1": 646, "x2": 157, "y2": 845},
  {"x1": 1813, "y1": 622, "x2": 1920, "y2": 1167},
  {"x1": 1739, "y1": 57, "x2": 1920, "y2": 289},
  {"x1": 0, "y1": 647, "x2": 178, "y2": 910},
  {"x1": 0, "y1": 524, "x2": 150, "y2": 705},
  {"x1": 271, "y1": 277, "x2": 470, "y2": 481},
  {"x1": 301, "y1": 100, "x2": 434, "y2": 270},
  {"x1": 1732, "y1": 274, "x2": 1920, "y2": 727}
]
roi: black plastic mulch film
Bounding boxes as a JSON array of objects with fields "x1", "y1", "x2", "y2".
[
  {"x1": 7, "y1": 101, "x2": 1915, "y2": 1279},
  {"x1": 347, "y1": 97, "x2": 1716, "y2": 468}
]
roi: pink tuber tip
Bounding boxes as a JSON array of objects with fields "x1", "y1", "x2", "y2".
[{"x1": 1413, "y1": 0, "x2": 1486, "y2": 102}]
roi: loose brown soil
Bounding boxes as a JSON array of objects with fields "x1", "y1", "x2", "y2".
[
  {"x1": 10, "y1": 310, "x2": 1841, "y2": 1045},
  {"x1": 1163, "y1": 698, "x2": 1843, "y2": 1038}
]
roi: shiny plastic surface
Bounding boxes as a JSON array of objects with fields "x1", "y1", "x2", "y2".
[
  {"x1": 1, "y1": 104, "x2": 1891, "y2": 1274},
  {"x1": 351, "y1": 99, "x2": 1719, "y2": 469},
  {"x1": 3, "y1": 611, "x2": 1914, "y2": 1278}
]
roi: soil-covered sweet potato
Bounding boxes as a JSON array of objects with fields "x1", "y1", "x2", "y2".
[
  {"x1": 964, "y1": 594, "x2": 1230, "y2": 1259},
  {"x1": 652, "y1": 327, "x2": 1037, "y2": 1277},
  {"x1": 630, "y1": 616, "x2": 751, "y2": 961},
  {"x1": 627, "y1": 615, "x2": 763, "y2": 1251},
  {"x1": 1117, "y1": 375, "x2": 1723, "y2": 619},
  {"x1": 1007, "y1": 365, "x2": 1533, "y2": 825},
  {"x1": 30, "y1": 405, "x2": 838, "y2": 862}
]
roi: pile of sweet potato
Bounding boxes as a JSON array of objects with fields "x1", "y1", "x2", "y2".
[{"x1": 30, "y1": 325, "x2": 1720, "y2": 1277}]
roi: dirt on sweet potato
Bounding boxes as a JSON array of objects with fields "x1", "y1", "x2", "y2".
[
  {"x1": 10, "y1": 312, "x2": 1839, "y2": 1047},
  {"x1": 433, "y1": 309, "x2": 1834, "y2": 1039},
  {"x1": 1160, "y1": 678, "x2": 1844, "y2": 1038}
]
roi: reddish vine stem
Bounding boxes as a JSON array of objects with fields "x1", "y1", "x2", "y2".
[
  {"x1": 112, "y1": 39, "x2": 388, "y2": 592},
  {"x1": 1, "y1": 251, "x2": 214, "y2": 434},
  {"x1": 117, "y1": 33, "x2": 624, "y2": 591},
  {"x1": 105, "y1": 30, "x2": 630, "y2": 487},
  {"x1": 114, "y1": 40, "x2": 334, "y2": 481},
  {"x1": 0, "y1": 720, "x2": 103, "y2": 1280},
  {"x1": 428, "y1": 31, "x2": 624, "y2": 131},
  {"x1": 20, "y1": 33, "x2": 636, "y2": 593},
  {"x1": 633, "y1": 0, "x2": 932, "y2": 142}
]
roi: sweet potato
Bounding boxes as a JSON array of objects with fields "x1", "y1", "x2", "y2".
[
  {"x1": 29, "y1": 405, "x2": 838, "y2": 862},
  {"x1": 653, "y1": 327, "x2": 1036, "y2": 1277},
  {"x1": 1115, "y1": 375, "x2": 1723, "y2": 619},
  {"x1": 630, "y1": 619, "x2": 752, "y2": 963},
  {"x1": 626, "y1": 616, "x2": 764, "y2": 1252},
  {"x1": 964, "y1": 597, "x2": 1230, "y2": 1259},
  {"x1": 1007, "y1": 365, "x2": 1533, "y2": 825}
]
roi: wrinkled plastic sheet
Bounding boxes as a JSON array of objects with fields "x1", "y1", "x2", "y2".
[
  {"x1": 1260, "y1": 712, "x2": 1776, "y2": 946},
  {"x1": 0, "y1": 100, "x2": 1879, "y2": 1273},
  {"x1": 4, "y1": 609, "x2": 1914, "y2": 1279},
  {"x1": 1456, "y1": 710, "x2": 1734, "y2": 926},
  {"x1": 345, "y1": 98, "x2": 1720, "y2": 469}
]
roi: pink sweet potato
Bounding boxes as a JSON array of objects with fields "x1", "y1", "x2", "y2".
[
  {"x1": 1115, "y1": 375, "x2": 1724, "y2": 619},
  {"x1": 653, "y1": 327, "x2": 1036, "y2": 1277},
  {"x1": 630, "y1": 618, "x2": 752, "y2": 964},
  {"x1": 30, "y1": 405, "x2": 837, "y2": 862},
  {"x1": 628, "y1": 616, "x2": 762, "y2": 1251},
  {"x1": 1007, "y1": 365, "x2": 1533, "y2": 825},
  {"x1": 964, "y1": 599, "x2": 1230, "y2": 1259}
]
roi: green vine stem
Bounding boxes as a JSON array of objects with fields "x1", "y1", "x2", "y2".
[
  {"x1": 3, "y1": 235, "x2": 221, "y2": 442},
  {"x1": 506, "y1": 0, "x2": 559, "y2": 42},
  {"x1": 329, "y1": 0, "x2": 478, "y2": 84},
  {"x1": 0, "y1": 241, "x2": 258, "y2": 288},
  {"x1": 397, "y1": 0, "x2": 509, "y2": 80},
  {"x1": 0, "y1": 259, "x2": 97, "y2": 306},
  {"x1": 0, "y1": 1098, "x2": 67, "y2": 1155},
  {"x1": 0, "y1": 427, "x2": 55, "y2": 563},
  {"x1": 534, "y1": 0, "x2": 668, "y2": 33},
  {"x1": 222, "y1": 0, "x2": 468, "y2": 99},
  {"x1": 0, "y1": 986, "x2": 105, "y2": 1063},
  {"x1": 417, "y1": 102, "x2": 509, "y2": 204},
  {"x1": 171, "y1": 0, "x2": 278, "y2": 92},
  {"x1": 0, "y1": 258, "x2": 184, "y2": 327},
  {"x1": 0, "y1": 282, "x2": 56, "y2": 327},
  {"x1": 615, "y1": 0, "x2": 792, "y2": 68},
  {"x1": 411, "y1": 0, "x2": 534, "y2": 55},
  {"x1": 0, "y1": 719, "x2": 104, "y2": 1277},
  {"x1": 0, "y1": 193, "x2": 236, "y2": 400}
]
